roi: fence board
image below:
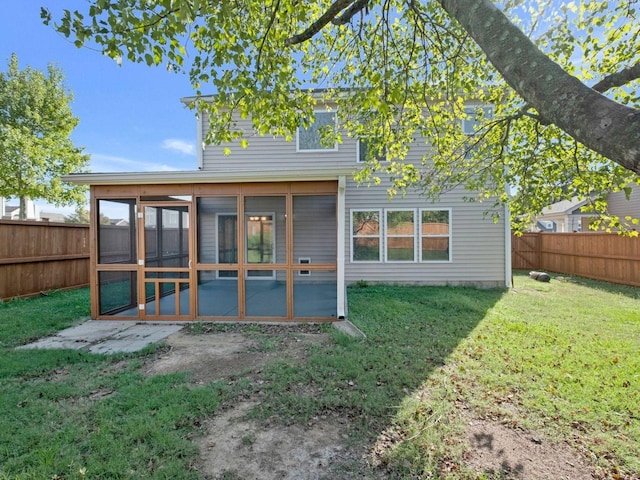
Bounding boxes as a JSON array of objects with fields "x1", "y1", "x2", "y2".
[
  {"x1": 512, "y1": 232, "x2": 640, "y2": 287},
  {"x1": 0, "y1": 220, "x2": 90, "y2": 300}
]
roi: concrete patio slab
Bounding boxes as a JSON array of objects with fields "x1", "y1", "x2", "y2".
[{"x1": 18, "y1": 321, "x2": 184, "y2": 354}]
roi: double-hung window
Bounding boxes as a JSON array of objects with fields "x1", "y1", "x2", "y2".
[
  {"x1": 385, "y1": 210, "x2": 416, "y2": 262},
  {"x1": 297, "y1": 111, "x2": 338, "y2": 151},
  {"x1": 351, "y1": 210, "x2": 382, "y2": 261},
  {"x1": 420, "y1": 209, "x2": 451, "y2": 261}
]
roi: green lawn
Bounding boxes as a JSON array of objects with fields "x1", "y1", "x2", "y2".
[{"x1": 0, "y1": 272, "x2": 639, "y2": 479}]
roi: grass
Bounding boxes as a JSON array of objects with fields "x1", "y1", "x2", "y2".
[{"x1": 1, "y1": 273, "x2": 639, "y2": 479}]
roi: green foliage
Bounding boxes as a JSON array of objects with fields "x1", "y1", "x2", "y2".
[
  {"x1": 44, "y1": 2, "x2": 640, "y2": 226},
  {"x1": 0, "y1": 53, "x2": 89, "y2": 216}
]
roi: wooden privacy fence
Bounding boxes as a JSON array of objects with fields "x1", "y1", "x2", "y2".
[
  {"x1": 0, "y1": 220, "x2": 90, "y2": 300},
  {"x1": 512, "y1": 232, "x2": 640, "y2": 287}
]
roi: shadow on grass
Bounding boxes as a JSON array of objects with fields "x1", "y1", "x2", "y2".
[{"x1": 253, "y1": 284, "x2": 505, "y2": 433}]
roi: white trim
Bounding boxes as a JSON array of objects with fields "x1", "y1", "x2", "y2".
[
  {"x1": 62, "y1": 166, "x2": 355, "y2": 185},
  {"x1": 296, "y1": 110, "x2": 339, "y2": 152},
  {"x1": 337, "y1": 176, "x2": 346, "y2": 319},
  {"x1": 197, "y1": 112, "x2": 204, "y2": 169},
  {"x1": 245, "y1": 212, "x2": 276, "y2": 280},
  {"x1": 384, "y1": 209, "x2": 417, "y2": 263},
  {"x1": 350, "y1": 208, "x2": 382, "y2": 263},
  {"x1": 419, "y1": 208, "x2": 453, "y2": 263}
]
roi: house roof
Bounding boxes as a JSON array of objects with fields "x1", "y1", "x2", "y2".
[
  {"x1": 542, "y1": 197, "x2": 590, "y2": 216},
  {"x1": 62, "y1": 167, "x2": 355, "y2": 186}
]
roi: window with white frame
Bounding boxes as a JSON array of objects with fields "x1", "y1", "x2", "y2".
[
  {"x1": 297, "y1": 111, "x2": 337, "y2": 151},
  {"x1": 357, "y1": 138, "x2": 387, "y2": 163},
  {"x1": 385, "y1": 210, "x2": 416, "y2": 262},
  {"x1": 351, "y1": 210, "x2": 381, "y2": 261},
  {"x1": 420, "y1": 209, "x2": 451, "y2": 261},
  {"x1": 462, "y1": 106, "x2": 492, "y2": 135}
]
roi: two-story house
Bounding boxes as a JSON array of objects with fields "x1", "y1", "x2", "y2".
[{"x1": 64, "y1": 96, "x2": 511, "y2": 322}]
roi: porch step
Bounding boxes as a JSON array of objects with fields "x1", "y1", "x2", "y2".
[{"x1": 332, "y1": 320, "x2": 366, "y2": 339}]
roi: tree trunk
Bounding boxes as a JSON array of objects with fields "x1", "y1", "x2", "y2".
[
  {"x1": 19, "y1": 196, "x2": 27, "y2": 220},
  {"x1": 438, "y1": 0, "x2": 640, "y2": 174}
]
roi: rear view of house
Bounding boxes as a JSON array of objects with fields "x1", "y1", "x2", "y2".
[{"x1": 64, "y1": 97, "x2": 511, "y2": 322}]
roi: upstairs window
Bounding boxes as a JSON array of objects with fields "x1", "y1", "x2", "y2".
[
  {"x1": 357, "y1": 138, "x2": 387, "y2": 163},
  {"x1": 297, "y1": 111, "x2": 338, "y2": 151},
  {"x1": 462, "y1": 106, "x2": 492, "y2": 135}
]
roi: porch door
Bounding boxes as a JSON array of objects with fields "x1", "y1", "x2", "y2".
[{"x1": 140, "y1": 202, "x2": 193, "y2": 320}]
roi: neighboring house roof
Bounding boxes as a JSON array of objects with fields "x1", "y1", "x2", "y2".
[
  {"x1": 40, "y1": 212, "x2": 68, "y2": 223},
  {"x1": 541, "y1": 197, "x2": 590, "y2": 216}
]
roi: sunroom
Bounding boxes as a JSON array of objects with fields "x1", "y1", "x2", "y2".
[{"x1": 65, "y1": 169, "x2": 352, "y2": 322}]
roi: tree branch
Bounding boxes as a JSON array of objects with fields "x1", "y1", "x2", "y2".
[
  {"x1": 592, "y1": 62, "x2": 640, "y2": 93},
  {"x1": 285, "y1": 0, "x2": 358, "y2": 45},
  {"x1": 332, "y1": 0, "x2": 369, "y2": 25}
]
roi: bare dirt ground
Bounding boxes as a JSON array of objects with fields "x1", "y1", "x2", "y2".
[{"x1": 143, "y1": 325, "x2": 597, "y2": 480}]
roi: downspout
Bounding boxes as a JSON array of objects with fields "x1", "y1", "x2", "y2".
[
  {"x1": 337, "y1": 175, "x2": 346, "y2": 319},
  {"x1": 197, "y1": 111, "x2": 204, "y2": 170},
  {"x1": 504, "y1": 170, "x2": 513, "y2": 288}
]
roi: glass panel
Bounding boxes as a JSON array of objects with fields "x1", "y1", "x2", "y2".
[
  {"x1": 352, "y1": 211, "x2": 379, "y2": 235},
  {"x1": 198, "y1": 271, "x2": 238, "y2": 316},
  {"x1": 422, "y1": 238, "x2": 450, "y2": 261},
  {"x1": 294, "y1": 270, "x2": 337, "y2": 318},
  {"x1": 352, "y1": 238, "x2": 380, "y2": 261},
  {"x1": 246, "y1": 215, "x2": 274, "y2": 264},
  {"x1": 298, "y1": 111, "x2": 336, "y2": 150},
  {"x1": 98, "y1": 271, "x2": 137, "y2": 316},
  {"x1": 421, "y1": 210, "x2": 449, "y2": 234},
  {"x1": 387, "y1": 237, "x2": 415, "y2": 261},
  {"x1": 245, "y1": 196, "x2": 286, "y2": 264},
  {"x1": 245, "y1": 270, "x2": 286, "y2": 317},
  {"x1": 97, "y1": 199, "x2": 136, "y2": 264},
  {"x1": 293, "y1": 195, "x2": 336, "y2": 264},
  {"x1": 386, "y1": 210, "x2": 414, "y2": 235},
  {"x1": 145, "y1": 205, "x2": 189, "y2": 268},
  {"x1": 197, "y1": 197, "x2": 238, "y2": 264}
]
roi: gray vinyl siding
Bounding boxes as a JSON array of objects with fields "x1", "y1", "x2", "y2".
[
  {"x1": 607, "y1": 189, "x2": 640, "y2": 222},
  {"x1": 200, "y1": 113, "x2": 359, "y2": 171},
  {"x1": 344, "y1": 178, "x2": 506, "y2": 287}
]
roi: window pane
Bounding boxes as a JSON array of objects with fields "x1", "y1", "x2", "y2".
[
  {"x1": 422, "y1": 237, "x2": 450, "y2": 261},
  {"x1": 352, "y1": 211, "x2": 379, "y2": 236},
  {"x1": 197, "y1": 197, "x2": 238, "y2": 264},
  {"x1": 197, "y1": 271, "x2": 238, "y2": 316},
  {"x1": 386, "y1": 210, "x2": 414, "y2": 235},
  {"x1": 98, "y1": 271, "x2": 137, "y2": 316},
  {"x1": 421, "y1": 210, "x2": 449, "y2": 234},
  {"x1": 98, "y1": 199, "x2": 136, "y2": 264},
  {"x1": 245, "y1": 196, "x2": 286, "y2": 263},
  {"x1": 298, "y1": 112, "x2": 336, "y2": 150},
  {"x1": 294, "y1": 270, "x2": 337, "y2": 318},
  {"x1": 293, "y1": 195, "x2": 336, "y2": 264},
  {"x1": 387, "y1": 237, "x2": 415, "y2": 261},
  {"x1": 353, "y1": 238, "x2": 380, "y2": 261},
  {"x1": 245, "y1": 270, "x2": 287, "y2": 317}
]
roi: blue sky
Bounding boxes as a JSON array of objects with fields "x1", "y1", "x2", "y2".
[{"x1": 1, "y1": 2, "x2": 200, "y2": 214}]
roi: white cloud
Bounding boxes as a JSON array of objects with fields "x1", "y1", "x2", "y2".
[
  {"x1": 89, "y1": 153, "x2": 180, "y2": 173},
  {"x1": 161, "y1": 138, "x2": 196, "y2": 155}
]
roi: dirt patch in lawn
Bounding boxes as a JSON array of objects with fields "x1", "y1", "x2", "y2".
[
  {"x1": 143, "y1": 324, "x2": 598, "y2": 479},
  {"x1": 144, "y1": 324, "x2": 330, "y2": 385},
  {"x1": 464, "y1": 417, "x2": 595, "y2": 479}
]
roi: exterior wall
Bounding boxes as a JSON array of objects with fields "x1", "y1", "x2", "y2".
[
  {"x1": 344, "y1": 177, "x2": 506, "y2": 287},
  {"x1": 198, "y1": 108, "x2": 508, "y2": 288},
  {"x1": 200, "y1": 112, "x2": 360, "y2": 172},
  {"x1": 607, "y1": 189, "x2": 640, "y2": 223}
]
